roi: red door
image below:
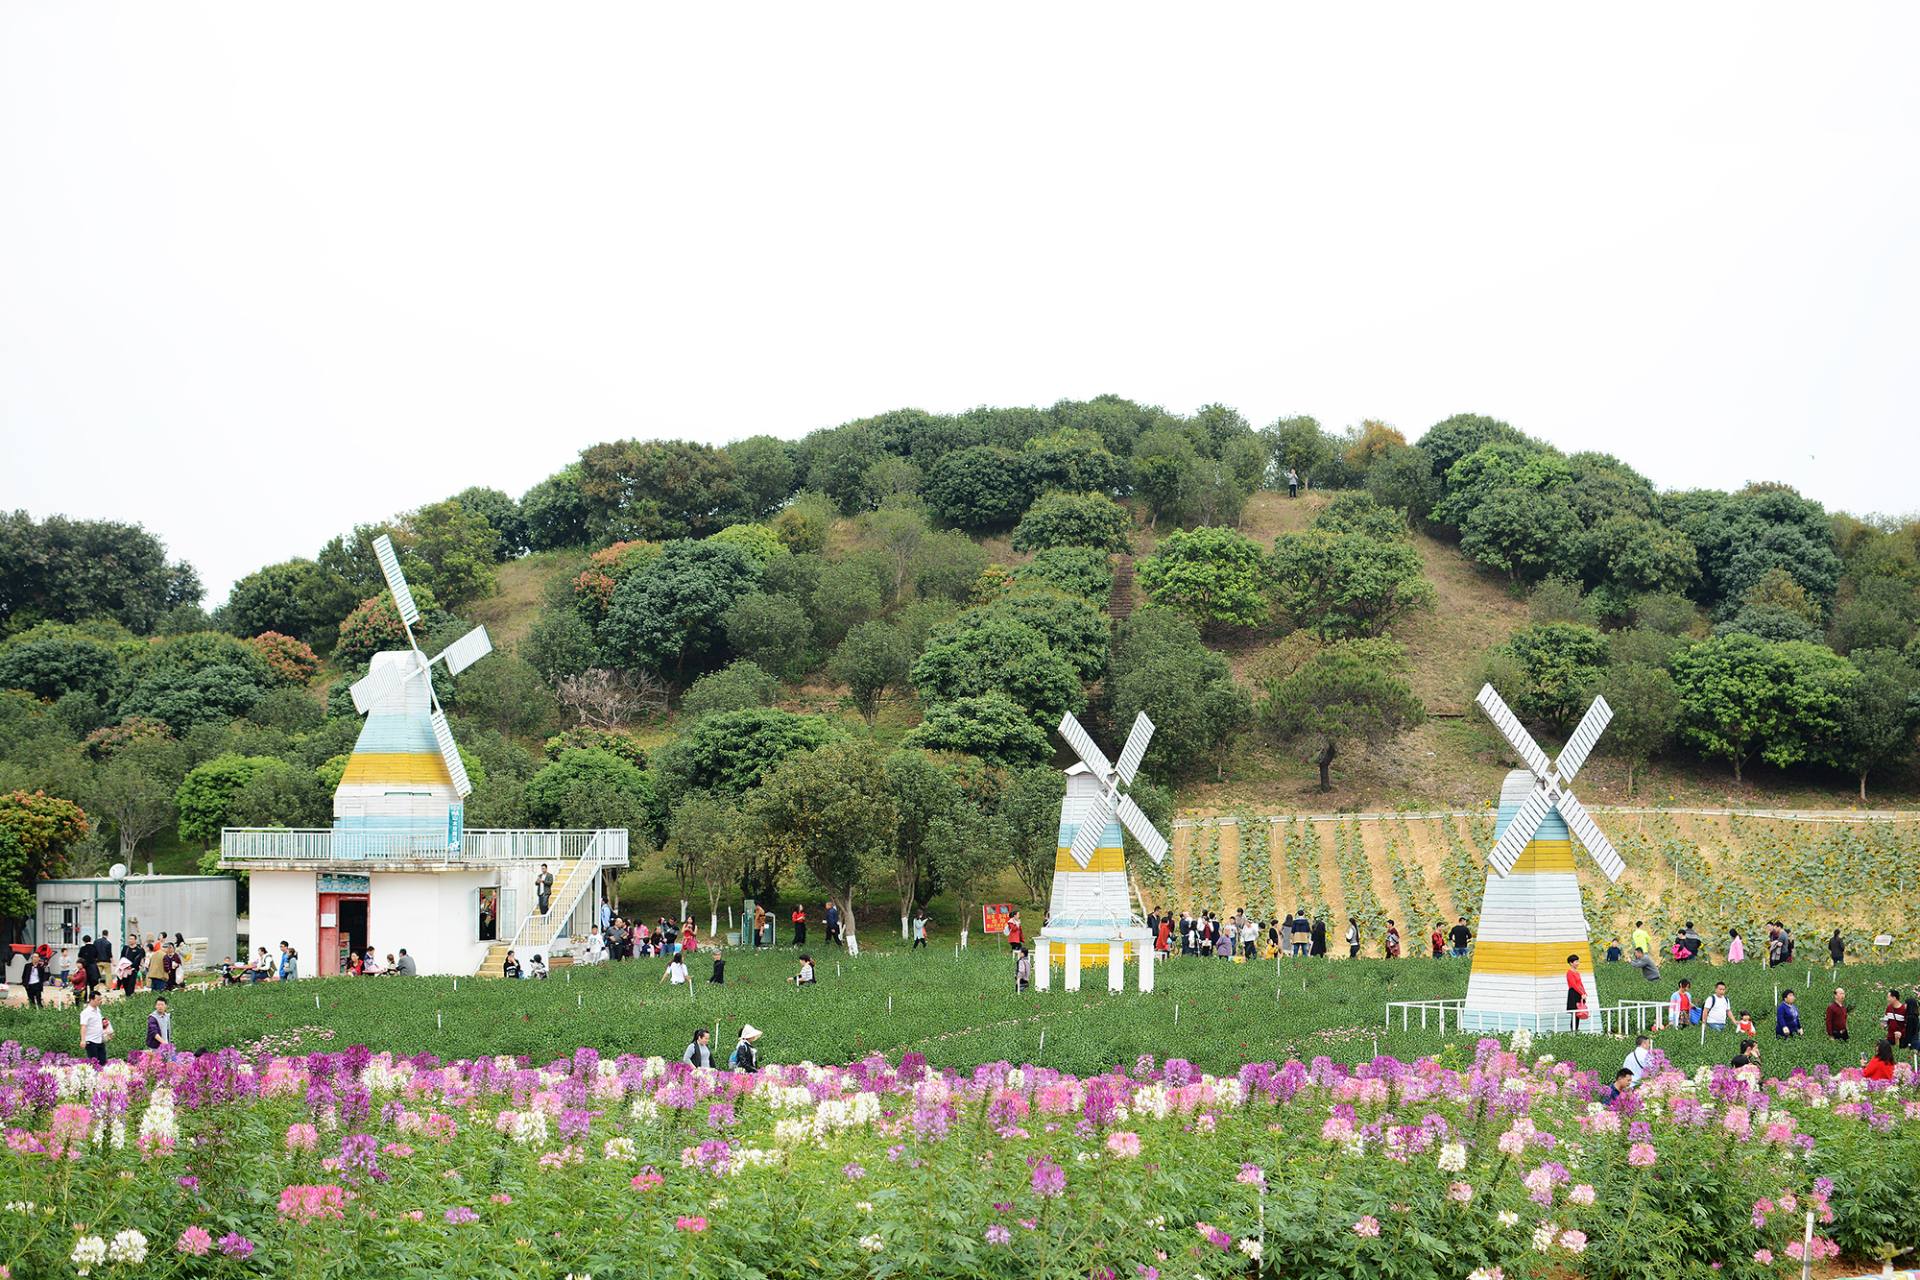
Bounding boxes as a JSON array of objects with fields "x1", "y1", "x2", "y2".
[
  {"x1": 318, "y1": 894, "x2": 341, "y2": 976},
  {"x1": 317, "y1": 894, "x2": 370, "y2": 975}
]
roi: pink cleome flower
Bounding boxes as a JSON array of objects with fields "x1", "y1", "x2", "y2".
[
  {"x1": 675, "y1": 1215, "x2": 708, "y2": 1233},
  {"x1": 1353, "y1": 1215, "x2": 1382, "y2": 1238},
  {"x1": 175, "y1": 1226, "x2": 213, "y2": 1257},
  {"x1": 277, "y1": 1184, "x2": 348, "y2": 1223},
  {"x1": 1106, "y1": 1131, "x2": 1142, "y2": 1159},
  {"x1": 1627, "y1": 1143, "x2": 1657, "y2": 1167}
]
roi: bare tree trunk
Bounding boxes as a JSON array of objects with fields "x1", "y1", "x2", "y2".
[
  {"x1": 1316, "y1": 740, "x2": 1336, "y2": 792},
  {"x1": 1859, "y1": 771, "x2": 1868, "y2": 802},
  {"x1": 1625, "y1": 761, "x2": 1637, "y2": 797}
]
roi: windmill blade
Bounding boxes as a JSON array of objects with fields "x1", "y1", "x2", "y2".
[
  {"x1": 1487, "y1": 786, "x2": 1552, "y2": 877},
  {"x1": 348, "y1": 662, "x2": 408, "y2": 716},
  {"x1": 1553, "y1": 789, "x2": 1625, "y2": 882},
  {"x1": 1113, "y1": 712, "x2": 1155, "y2": 786},
  {"x1": 1057, "y1": 712, "x2": 1115, "y2": 781},
  {"x1": 372, "y1": 534, "x2": 422, "y2": 628},
  {"x1": 1475, "y1": 684, "x2": 1553, "y2": 781},
  {"x1": 1553, "y1": 695, "x2": 1613, "y2": 784},
  {"x1": 1069, "y1": 789, "x2": 1117, "y2": 868},
  {"x1": 437, "y1": 625, "x2": 493, "y2": 676},
  {"x1": 429, "y1": 708, "x2": 474, "y2": 798},
  {"x1": 1115, "y1": 793, "x2": 1169, "y2": 864}
]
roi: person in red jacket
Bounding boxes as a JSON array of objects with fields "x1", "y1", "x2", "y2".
[
  {"x1": 1825, "y1": 987, "x2": 1850, "y2": 1041},
  {"x1": 1861, "y1": 1038, "x2": 1897, "y2": 1082},
  {"x1": 1884, "y1": 989, "x2": 1906, "y2": 1044}
]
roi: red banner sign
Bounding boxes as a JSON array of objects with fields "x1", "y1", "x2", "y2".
[{"x1": 982, "y1": 904, "x2": 1013, "y2": 935}]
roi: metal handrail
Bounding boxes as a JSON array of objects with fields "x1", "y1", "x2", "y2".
[
  {"x1": 505, "y1": 832, "x2": 621, "y2": 958},
  {"x1": 220, "y1": 828, "x2": 630, "y2": 866}
]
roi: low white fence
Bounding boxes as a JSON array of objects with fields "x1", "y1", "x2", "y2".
[{"x1": 1383, "y1": 998, "x2": 1670, "y2": 1036}]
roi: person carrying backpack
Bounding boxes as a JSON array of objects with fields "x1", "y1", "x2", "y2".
[{"x1": 729, "y1": 1024, "x2": 762, "y2": 1073}]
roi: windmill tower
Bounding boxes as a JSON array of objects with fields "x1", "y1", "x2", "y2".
[
  {"x1": 1460, "y1": 684, "x2": 1624, "y2": 1034},
  {"x1": 332, "y1": 535, "x2": 494, "y2": 856},
  {"x1": 1034, "y1": 711, "x2": 1170, "y2": 994}
]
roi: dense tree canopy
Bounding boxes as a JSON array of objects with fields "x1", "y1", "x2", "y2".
[
  {"x1": 1259, "y1": 638, "x2": 1425, "y2": 791},
  {"x1": 1137, "y1": 527, "x2": 1270, "y2": 631},
  {"x1": 598, "y1": 540, "x2": 762, "y2": 678}
]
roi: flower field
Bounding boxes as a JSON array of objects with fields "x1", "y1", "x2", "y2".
[{"x1": 1, "y1": 1029, "x2": 1915, "y2": 1280}]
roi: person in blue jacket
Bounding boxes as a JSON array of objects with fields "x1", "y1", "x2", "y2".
[{"x1": 1775, "y1": 989, "x2": 1803, "y2": 1037}]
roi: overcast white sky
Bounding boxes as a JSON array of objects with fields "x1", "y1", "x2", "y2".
[{"x1": 3, "y1": 4, "x2": 1917, "y2": 602}]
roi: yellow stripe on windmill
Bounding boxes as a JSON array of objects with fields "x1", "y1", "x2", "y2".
[
  {"x1": 1033, "y1": 711, "x2": 1169, "y2": 994},
  {"x1": 1459, "y1": 684, "x2": 1625, "y2": 1035}
]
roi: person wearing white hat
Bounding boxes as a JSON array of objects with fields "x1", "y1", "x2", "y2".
[{"x1": 729, "y1": 1024, "x2": 762, "y2": 1073}]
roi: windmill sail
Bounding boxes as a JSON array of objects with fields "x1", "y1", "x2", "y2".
[{"x1": 372, "y1": 534, "x2": 421, "y2": 628}]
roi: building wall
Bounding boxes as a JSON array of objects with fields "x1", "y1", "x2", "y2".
[
  {"x1": 366, "y1": 870, "x2": 493, "y2": 976},
  {"x1": 248, "y1": 871, "x2": 320, "y2": 971}
]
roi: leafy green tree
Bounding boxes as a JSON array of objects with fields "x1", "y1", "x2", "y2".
[
  {"x1": 829, "y1": 622, "x2": 910, "y2": 724},
  {"x1": 1261, "y1": 415, "x2": 1334, "y2": 486},
  {"x1": 1715, "y1": 604, "x2": 1821, "y2": 644},
  {"x1": 1830, "y1": 579, "x2": 1918, "y2": 655},
  {"x1": 705, "y1": 523, "x2": 787, "y2": 567},
  {"x1": 857, "y1": 456, "x2": 922, "y2": 511},
  {"x1": 1107, "y1": 607, "x2": 1254, "y2": 780},
  {"x1": 972, "y1": 588, "x2": 1109, "y2": 682},
  {"x1": 1563, "y1": 452, "x2": 1659, "y2": 528},
  {"x1": 222, "y1": 560, "x2": 332, "y2": 641},
  {"x1": 119, "y1": 632, "x2": 273, "y2": 732},
  {"x1": 721, "y1": 593, "x2": 814, "y2": 680},
  {"x1": 1222, "y1": 434, "x2": 1272, "y2": 499},
  {"x1": 882, "y1": 748, "x2": 964, "y2": 937},
  {"x1": 769, "y1": 491, "x2": 837, "y2": 554},
  {"x1": 0, "y1": 790, "x2": 90, "y2": 917},
  {"x1": 175, "y1": 753, "x2": 277, "y2": 844},
  {"x1": 926, "y1": 445, "x2": 1029, "y2": 531},
  {"x1": 599, "y1": 540, "x2": 762, "y2": 679},
  {"x1": 333, "y1": 581, "x2": 441, "y2": 666},
  {"x1": 225, "y1": 759, "x2": 331, "y2": 830},
  {"x1": 1271, "y1": 529, "x2": 1433, "y2": 639},
  {"x1": 723, "y1": 436, "x2": 798, "y2": 519},
  {"x1": 0, "y1": 511, "x2": 196, "y2": 635},
  {"x1": 861, "y1": 502, "x2": 927, "y2": 604},
  {"x1": 811, "y1": 554, "x2": 889, "y2": 646},
  {"x1": 666, "y1": 790, "x2": 752, "y2": 934},
  {"x1": 751, "y1": 739, "x2": 896, "y2": 951},
  {"x1": 1671, "y1": 633, "x2": 1853, "y2": 781},
  {"x1": 1488, "y1": 623, "x2": 1611, "y2": 733},
  {"x1": 652, "y1": 708, "x2": 839, "y2": 805},
  {"x1": 1020, "y1": 428, "x2": 1122, "y2": 496},
  {"x1": 1129, "y1": 429, "x2": 1201, "y2": 523},
  {"x1": 1668, "y1": 485, "x2": 1843, "y2": 615},
  {"x1": 1364, "y1": 444, "x2": 1439, "y2": 524},
  {"x1": 994, "y1": 764, "x2": 1065, "y2": 901},
  {"x1": 576, "y1": 439, "x2": 746, "y2": 542},
  {"x1": 448, "y1": 652, "x2": 560, "y2": 736},
  {"x1": 1312, "y1": 492, "x2": 1409, "y2": 541},
  {"x1": 1528, "y1": 577, "x2": 1594, "y2": 626},
  {"x1": 524, "y1": 748, "x2": 662, "y2": 846},
  {"x1": 449, "y1": 486, "x2": 528, "y2": 558},
  {"x1": 1259, "y1": 638, "x2": 1425, "y2": 791},
  {"x1": 403, "y1": 500, "x2": 500, "y2": 608},
  {"x1": 1596, "y1": 662, "x2": 1679, "y2": 796},
  {"x1": 1429, "y1": 441, "x2": 1571, "y2": 531},
  {"x1": 1834, "y1": 648, "x2": 1920, "y2": 800},
  {"x1": 525, "y1": 605, "x2": 601, "y2": 684},
  {"x1": 800, "y1": 423, "x2": 882, "y2": 514},
  {"x1": 1458, "y1": 486, "x2": 1585, "y2": 584},
  {"x1": 910, "y1": 616, "x2": 1084, "y2": 725},
  {"x1": 1578, "y1": 516, "x2": 1698, "y2": 604},
  {"x1": 926, "y1": 799, "x2": 1008, "y2": 945},
  {"x1": 1014, "y1": 546, "x2": 1112, "y2": 606},
  {"x1": 681, "y1": 660, "x2": 779, "y2": 719},
  {"x1": 1414, "y1": 413, "x2": 1529, "y2": 481},
  {"x1": 1011, "y1": 491, "x2": 1134, "y2": 554},
  {"x1": 519, "y1": 466, "x2": 591, "y2": 551},
  {"x1": 0, "y1": 623, "x2": 124, "y2": 702},
  {"x1": 245, "y1": 632, "x2": 321, "y2": 687},
  {"x1": 1137, "y1": 526, "x2": 1271, "y2": 631},
  {"x1": 909, "y1": 530, "x2": 989, "y2": 603},
  {"x1": 1339, "y1": 420, "x2": 1406, "y2": 474},
  {"x1": 902, "y1": 694, "x2": 1053, "y2": 768},
  {"x1": 87, "y1": 738, "x2": 184, "y2": 859}
]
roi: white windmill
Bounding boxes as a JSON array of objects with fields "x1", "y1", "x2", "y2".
[
  {"x1": 331, "y1": 534, "x2": 493, "y2": 853},
  {"x1": 1033, "y1": 711, "x2": 1169, "y2": 994},
  {"x1": 1460, "y1": 683, "x2": 1623, "y2": 1033}
]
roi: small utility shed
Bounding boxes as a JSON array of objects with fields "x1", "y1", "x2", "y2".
[{"x1": 17, "y1": 875, "x2": 239, "y2": 980}]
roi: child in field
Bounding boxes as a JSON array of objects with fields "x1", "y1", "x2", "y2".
[
  {"x1": 790, "y1": 954, "x2": 816, "y2": 986},
  {"x1": 1736, "y1": 1010, "x2": 1757, "y2": 1037}
]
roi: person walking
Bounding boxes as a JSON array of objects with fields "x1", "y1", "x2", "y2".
[
  {"x1": 1667, "y1": 978, "x2": 1695, "y2": 1030},
  {"x1": 661, "y1": 954, "x2": 688, "y2": 986},
  {"x1": 1727, "y1": 929, "x2": 1745, "y2": 964},
  {"x1": 791, "y1": 905, "x2": 807, "y2": 948},
  {"x1": 1630, "y1": 921, "x2": 1651, "y2": 958},
  {"x1": 824, "y1": 902, "x2": 841, "y2": 947},
  {"x1": 161, "y1": 942, "x2": 182, "y2": 991},
  {"x1": 729, "y1": 1024, "x2": 761, "y2": 1073},
  {"x1": 1775, "y1": 989, "x2": 1803, "y2": 1037},
  {"x1": 1155, "y1": 914, "x2": 1171, "y2": 957},
  {"x1": 1006, "y1": 912, "x2": 1023, "y2": 951},
  {"x1": 752, "y1": 905, "x2": 768, "y2": 950},
  {"x1": 1827, "y1": 929, "x2": 1845, "y2": 968},
  {"x1": 1014, "y1": 944, "x2": 1032, "y2": 993},
  {"x1": 1290, "y1": 912, "x2": 1310, "y2": 957},
  {"x1": 1825, "y1": 987, "x2": 1851, "y2": 1041},
  {"x1": 684, "y1": 1028, "x2": 714, "y2": 1068},
  {"x1": 79, "y1": 991, "x2": 111, "y2": 1066},
  {"x1": 1310, "y1": 916, "x2": 1327, "y2": 957},
  {"x1": 21, "y1": 947, "x2": 46, "y2": 1008},
  {"x1": 1384, "y1": 920, "x2": 1401, "y2": 959},
  {"x1": 535, "y1": 863, "x2": 554, "y2": 916},
  {"x1": 1430, "y1": 922, "x2": 1445, "y2": 959},
  {"x1": 1449, "y1": 918, "x2": 1472, "y2": 958},
  {"x1": 1884, "y1": 989, "x2": 1907, "y2": 1045},
  {"x1": 146, "y1": 997, "x2": 172, "y2": 1052},
  {"x1": 1345, "y1": 916, "x2": 1360, "y2": 959},
  {"x1": 1703, "y1": 980, "x2": 1733, "y2": 1032},
  {"x1": 911, "y1": 910, "x2": 929, "y2": 949}
]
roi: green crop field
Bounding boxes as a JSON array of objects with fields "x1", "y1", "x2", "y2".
[{"x1": 7, "y1": 946, "x2": 1912, "y2": 1080}]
